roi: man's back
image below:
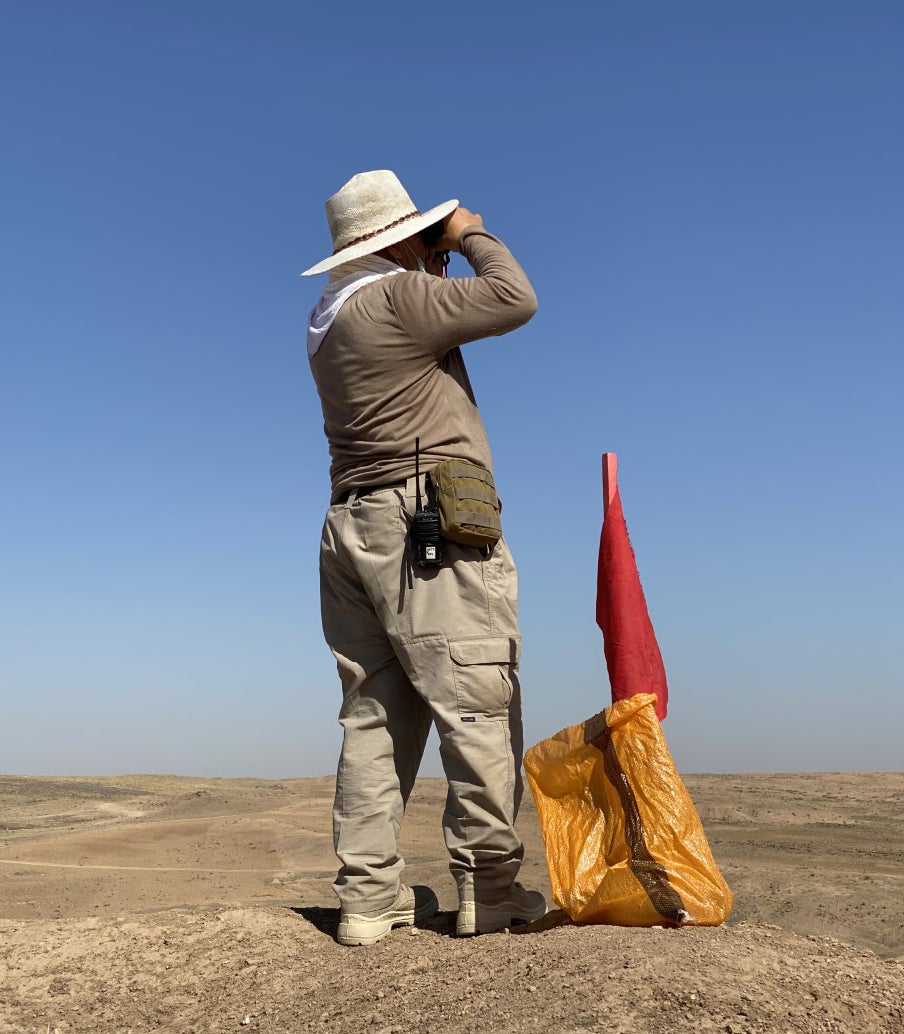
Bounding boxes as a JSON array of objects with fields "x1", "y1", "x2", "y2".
[{"x1": 310, "y1": 228, "x2": 536, "y2": 497}]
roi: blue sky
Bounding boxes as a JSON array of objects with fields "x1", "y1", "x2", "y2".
[{"x1": 2, "y1": 1, "x2": 901, "y2": 776}]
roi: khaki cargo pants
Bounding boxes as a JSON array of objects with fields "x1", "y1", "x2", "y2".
[{"x1": 319, "y1": 476, "x2": 525, "y2": 911}]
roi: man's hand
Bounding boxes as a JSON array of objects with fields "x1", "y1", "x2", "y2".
[{"x1": 439, "y1": 207, "x2": 484, "y2": 251}]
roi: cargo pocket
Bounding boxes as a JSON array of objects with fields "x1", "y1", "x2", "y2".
[{"x1": 449, "y1": 635, "x2": 521, "y2": 721}]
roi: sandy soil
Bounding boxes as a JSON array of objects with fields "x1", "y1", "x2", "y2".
[{"x1": 1, "y1": 772, "x2": 901, "y2": 1033}]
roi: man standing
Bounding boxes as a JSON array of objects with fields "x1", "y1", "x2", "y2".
[{"x1": 302, "y1": 170, "x2": 545, "y2": 945}]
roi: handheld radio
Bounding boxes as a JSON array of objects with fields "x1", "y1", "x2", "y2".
[{"x1": 409, "y1": 437, "x2": 443, "y2": 567}]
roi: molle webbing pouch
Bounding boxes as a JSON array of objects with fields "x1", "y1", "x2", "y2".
[{"x1": 428, "y1": 460, "x2": 502, "y2": 548}]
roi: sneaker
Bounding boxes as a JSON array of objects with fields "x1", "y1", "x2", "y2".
[
  {"x1": 456, "y1": 882, "x2": 547, "y2": 936},
  {"x1": 337, "y1": 884, "x2": 438, "y2": 946}
]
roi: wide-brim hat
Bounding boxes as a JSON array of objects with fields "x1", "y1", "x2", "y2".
[{"x1": 301, "y1": 170, "x2": 458, "y2": 276}]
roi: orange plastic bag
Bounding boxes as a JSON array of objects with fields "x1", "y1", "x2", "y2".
[{"x1": 524, "y1": 693, "x2": 733, "y2": 927}]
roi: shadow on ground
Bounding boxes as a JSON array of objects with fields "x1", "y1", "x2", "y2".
[{"x1": 291, "y1": 904, "x2": 571, "y2": 941}]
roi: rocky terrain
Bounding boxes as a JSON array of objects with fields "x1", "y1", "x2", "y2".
[{"x1": 1, "y1": 772, "x2": 901, "y2": 1033}]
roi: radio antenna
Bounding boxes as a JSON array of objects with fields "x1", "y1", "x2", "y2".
[{"x1": 415, "y1": 437, "x2": 423, "y2": 511}]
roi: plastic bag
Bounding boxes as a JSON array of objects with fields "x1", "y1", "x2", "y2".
[{"x1": 524, "y1": 693, "x2": 733, "y2": 927}]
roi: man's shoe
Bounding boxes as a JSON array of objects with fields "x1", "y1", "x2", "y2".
[
  {"x1": 337, "y1": 884, "x2": 438, "y2": 946},
  {"x1": 456, "y1": 882, "x2": 547, "y2": 936}
]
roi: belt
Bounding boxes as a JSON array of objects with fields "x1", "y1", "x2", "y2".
[{"x1": 334, "y1": 481, "x2": 407, "y2": 505}]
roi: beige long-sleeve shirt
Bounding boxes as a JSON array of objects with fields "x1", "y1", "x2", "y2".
[{"x1": 309, "y1": 227, "x2": 538, "y2": 501}]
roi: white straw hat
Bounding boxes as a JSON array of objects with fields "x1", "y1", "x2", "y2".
[{"x1": 301, "y1": 170, "x2": 459, "y2": 276}]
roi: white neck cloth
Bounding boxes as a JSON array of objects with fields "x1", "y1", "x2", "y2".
[{"x1": 307, "y1": 254, "x2": 405, "y2": 357}]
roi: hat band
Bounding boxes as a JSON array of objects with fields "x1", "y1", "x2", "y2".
[{"x1": 333, "y1": 209, "x2": 423, "y2": 255}]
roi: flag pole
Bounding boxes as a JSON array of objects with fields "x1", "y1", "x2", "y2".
[{"x1": 603, "y1": 453, "x2": 618, "y2": 517}]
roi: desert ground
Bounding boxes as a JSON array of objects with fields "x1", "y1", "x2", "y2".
[{"x1": 0, "y1": 771, "x2": 901, "y2": 1033}]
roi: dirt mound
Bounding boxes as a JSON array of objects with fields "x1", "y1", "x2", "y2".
[
  {"x1": 1, "y1": 906, "x2": 901, "y2": 1034},
  {"x1": 1, "y1": 773, "x2": 901, "y2": 1033}
]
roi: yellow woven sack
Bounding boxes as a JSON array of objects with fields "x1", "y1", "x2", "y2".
[{"x1": 524, "y1": 693, "x2": 733, "y2": 927}]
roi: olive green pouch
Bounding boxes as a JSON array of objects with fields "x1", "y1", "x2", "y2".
[{"x1": 428, "y1": 460, "x2": 502, "y2": 548}]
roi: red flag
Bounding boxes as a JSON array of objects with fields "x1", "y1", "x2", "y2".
[{"x1": 596, "y1": 454, "x2": 669, "y2": 721}]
